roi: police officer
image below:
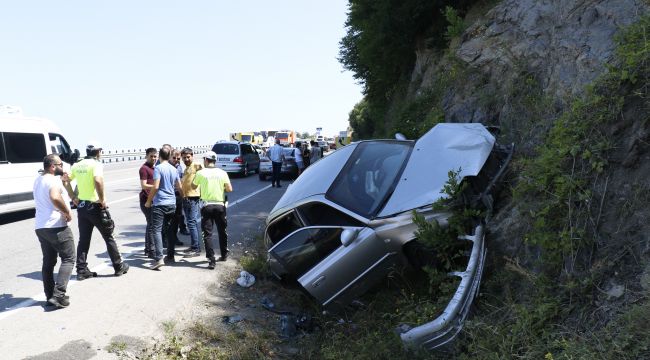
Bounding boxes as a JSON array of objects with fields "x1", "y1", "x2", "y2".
[
  {"x1": 192, "y1": 151, "x2": 232, "y2": 269},
  {"x1": 69, "y1": 141, "x2": 129, "y2": 280}
]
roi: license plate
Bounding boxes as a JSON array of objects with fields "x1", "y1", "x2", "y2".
[{"x1": 218, "y1": 157, "x2": 230, "y2": 161}]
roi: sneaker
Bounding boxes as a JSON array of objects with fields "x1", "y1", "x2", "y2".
[
  {"x1": 114, "y1": 262, "x2": 130, "y2": 276},
  {"x1": 164, "y1": 256, "x2": 175, "y2": 264},
  {"x1": 47, "y1": 295, "x2": 70, "y2": 308},
  {"x1": 208, "y1": 259, "x2": 216, "y2": 270},
  {"x1": 151, "y1": 259, "x2": 164, "y2": 270},
  {"x1": 76, "y1": 269, "x2": 98, "y2": 281},
  {"x1": 183, "y1": 250, "x2": 200, "y2": 258}
]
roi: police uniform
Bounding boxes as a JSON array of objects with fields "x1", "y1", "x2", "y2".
[
  {"x1": 193, "y1": 156, "x2": 231, "y2": 267},
  {"x1": 70, "y1": 145, "x2": 128, "y2": 278}
]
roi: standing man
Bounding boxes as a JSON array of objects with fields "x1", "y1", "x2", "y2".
[
  {"x1": 180, "y1": 147, "x2": 203, "y2": 257},
  {"x1": 192, "y1": 151, "x2": 232, "y2": 269},
  {"x1": 168, "y1": 149, "x2": 184, "y2": 248},
  {"x1": 267, "y1": 138, "x2": 285, "y2": 188},
  {"x1": 145, "y1": 147, "x2": 184, "y2": 269},
  {"x1": 70, "y1": 142, "x2": 129, "y2": 280},
  {"x1": 139, "y1": 147, "x2": 158, "y2": 258},
  {"x1": 33, "y1": 154, "x2": 75, "y2": 308},
  {"x1": 310, "y1": 140, "x2": 321, "y2": 165}
]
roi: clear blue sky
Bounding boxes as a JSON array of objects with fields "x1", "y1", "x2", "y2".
[{"x1": 0, "y1": 1, "x2": 363, "y2": 150}]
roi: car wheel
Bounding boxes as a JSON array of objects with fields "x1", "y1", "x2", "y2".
[
  {"x1": 403, "y1": 240, "x2": 438, "y2": 270},
  {"x1": 243, "y1": 163, "x2": 249, "y2": 177},
  {"x1": 259, "y1": 174, "x2": 266, "y2": 181}
]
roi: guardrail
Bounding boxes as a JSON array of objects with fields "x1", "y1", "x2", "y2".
[{"x1": 99, "y1": 145, "x2": 213, "y2": 164}]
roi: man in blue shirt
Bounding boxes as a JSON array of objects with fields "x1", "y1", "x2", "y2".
[
  {"x1": 145, "y1": 147, "x2": 184, "y2": 270},
  {"x1": 267, "y1": 138, "x2": 285, "y2": 188}
]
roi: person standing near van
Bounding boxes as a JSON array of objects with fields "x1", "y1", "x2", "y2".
[
  {"x1": 70, "y1": 142, "x2": 130, "y2": 280},
  {"x1": 139, "y1": 147, "x2": 158, "y2": 258},
  {"x1": 268, "y1": 138, "x2": 285, "y2": 188},
  {"x1": 33, "y1": 154, "x2": 75, "y2": 308},
  {"x1": 192, "y1": 151, "x2": 232, "y2": 269}
]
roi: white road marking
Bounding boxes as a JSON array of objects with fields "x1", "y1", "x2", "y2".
[{"x1": 0, "y1": 183, "x2": 274, "y2": 320}]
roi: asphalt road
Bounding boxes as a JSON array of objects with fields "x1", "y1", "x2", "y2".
[{"x1": 0, "y1": 160, "x2": 288, "y2": 359}]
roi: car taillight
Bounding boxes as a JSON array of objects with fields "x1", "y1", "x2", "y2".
[{"x1": 233, "y1": 157, "x2": 243, "y2": 163}]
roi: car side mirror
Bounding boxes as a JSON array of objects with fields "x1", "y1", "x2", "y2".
[{"x1": 340, "y1": 228, "x2": 359, "y2": 247}]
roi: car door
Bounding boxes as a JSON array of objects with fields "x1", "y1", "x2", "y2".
[{"x1": 269, "y1": 225, "x2": 397, "y2": 306}]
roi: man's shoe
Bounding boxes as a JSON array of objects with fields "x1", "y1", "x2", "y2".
[
  {"x1": 208, "y1": 260, "x2": 216, "y2": 270},
  {"x1": 47, "y1": 295, "x2": 70, "y2": 308},
  {"x1": 151, "y1": 259, "x2": 164, "y2": 270},
  {"x1": 183, "y1": 249, "x2": 200, "y2": 258},
  {"x1": 76, "y1": 269, "x2": 97, "y2": 281},
  {"x1": 114, "y1": 262, "x2": 130, "y2": 276},
  {"x1": 164, "y1": 256, "x2": 175, "y2": 264}
]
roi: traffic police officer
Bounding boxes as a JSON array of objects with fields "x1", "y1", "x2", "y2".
[
  {"x1": 192, "y1": 151, "x2": 232, "y2": 269},
  {"x1": 69, "y1": 141, "x2": 129, "y2": 280}
]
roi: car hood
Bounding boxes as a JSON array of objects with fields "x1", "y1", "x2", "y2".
[
  {"x1": 377, "y1": 123, "x2": 495, "y2": 217},
  {"x1": 268, "y1": 144, "x2": 357, "y2": 220}
]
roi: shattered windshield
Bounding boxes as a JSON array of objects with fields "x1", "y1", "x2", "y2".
[{"x1": 326, "y1": 141, "x2": 412, "y2": 218}]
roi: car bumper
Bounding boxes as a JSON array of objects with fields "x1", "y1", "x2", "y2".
[
  {"x1": 399, "y1": 223, "x2": 486, "y2": 350},
  {"x1": 217, "y1": 163, "x2": 245, "y2": 173}
]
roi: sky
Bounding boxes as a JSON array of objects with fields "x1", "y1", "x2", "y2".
[{"x1": 0, "y1": 1, "x2": 363, "y2": 151}]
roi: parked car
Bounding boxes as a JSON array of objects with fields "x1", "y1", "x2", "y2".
[
  {"x1": 211, "y1": 141, "x2": 260, "y2": 177},
  {"x1": 259, "y1": 147, "x2": 302, "y2": 180},
  {"x1": 263, "y1": 123, "x2": 513, "y2": 350},
  {"x1": 317, "y1": 140, "x2": 328, "y2": 154}
]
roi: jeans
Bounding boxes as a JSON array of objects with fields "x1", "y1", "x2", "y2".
[
  {"x1": 139, "y1": 201, "x2": 154, "y2": 253},
  {"x1": 152, "y1": 204, "x2": 176, "y2": 261},
  {"x1": 182, "y1": 197, "x2": 202, "y2": 251},
  {"x1": 36, "y1": 226, "x2": 75, "y2": 299},
  {"x1": 76, "y1": 202, "x2": 123, "y2": 272},
  {"x1": 272, "y1": 161, "x2": 282, "y2": 186},
  {"x1": 201, "y1": 204, "x2": 228, "y2": 260}
]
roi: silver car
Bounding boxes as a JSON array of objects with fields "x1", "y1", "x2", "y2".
[
  {"x1": 211, "y1": 141, "x2": 260, "y2": 177},
  {"x1": 264, "y1": 123, "x2": 513, "y2": 350},
  {"x1": 258, "y1": 147, "x2": 301, "y2": 180}
]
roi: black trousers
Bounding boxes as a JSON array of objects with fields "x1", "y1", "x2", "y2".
[
  {"x1": 36, "y1": 226, "x2": 75, "y2": 300},
  {"x1": 271, "y1": 161, "x2": 282, "y2": 186},
  {"x1": 76, "y1": 202, "x2": 122, "y2": 272},
  {"x1": 201, "y1": 204, "x2": 228, "y2": 259}
]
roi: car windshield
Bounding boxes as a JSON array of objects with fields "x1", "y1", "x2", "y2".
[
  {"x1": 212, "y1": 143, "x2": 239, "y2": 155},
  {"x1": 326, "y1": 141, "x2": 412, "y2": 218}
]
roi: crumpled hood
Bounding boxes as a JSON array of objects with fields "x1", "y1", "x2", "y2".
[{"x1": 377, "y1": 123, "x2": 495, "y2": 217}]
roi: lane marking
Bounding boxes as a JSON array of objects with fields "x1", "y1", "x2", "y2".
[{"x1": 0, "y1": 183, "x2": 274, "y2": 320}]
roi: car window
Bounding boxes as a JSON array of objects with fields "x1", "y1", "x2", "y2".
[
  {"x1": 269, "y1": 227, "x2": 343, "y2": 277},
  {"x1": 4, "y1": 132, "x2": 46, "y2": 163},
  {"x1": 266, "y1": 210, "x2": 303, "y2": 246},
  {"x1": 298, "y1": 202, "x2": 365, "y2": 227},
  {"x1": 212, "y1": 143, "x2": 239, "y2": 155},
  {"x1": 326, "y1": 141, "x2": 412, "y2": 218}
]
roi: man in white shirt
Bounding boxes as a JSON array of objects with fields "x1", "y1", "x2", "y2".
[
  {"x1": 267, "y1": 138, "x2": 285, "y2": 188},
  {"x1": 33, "y1": 154, "x2": 75, "y2": 309}
]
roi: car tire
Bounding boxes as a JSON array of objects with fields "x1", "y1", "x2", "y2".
[
  {"x1": 259, "y1": 174, "x2": 266, "y2": 181},
  {"x1": 403, "y1": 240, "x2": 438, "y2": 270},
  {"x1": 243, "y1": 163, "x2": 249, "y2": 177}
]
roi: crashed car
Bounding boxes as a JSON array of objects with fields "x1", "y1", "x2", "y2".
[{"x1": 264, "y1": 123, "x2": 513, "y2": 350}]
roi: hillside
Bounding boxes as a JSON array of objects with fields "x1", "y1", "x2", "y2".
[{"x1": 343, "y1": 0, "x2": 650, "y2": 358}]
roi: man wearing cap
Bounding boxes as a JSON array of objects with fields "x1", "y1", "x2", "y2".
[
  {"x1": 192, "y1": 151, "x2": 232, "y2": 269},
  {"x1": 69, "y1": 141, "x2": 130, "y2": 280}
]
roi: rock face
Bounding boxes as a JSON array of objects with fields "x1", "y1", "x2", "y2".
[{"x1": 456, "y1": 0, "x2": 646, "y2": 98}]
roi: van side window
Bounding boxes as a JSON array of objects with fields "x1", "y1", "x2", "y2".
[
  {"x1": 49, "y1": 133, "x2": 71, "y2": 155},
  {"x1": 0, "y1": 133, "x2": 6, "y2": 162},
  {"x1": 4, "y1": 132, "x2": 46, "y2": 163}
]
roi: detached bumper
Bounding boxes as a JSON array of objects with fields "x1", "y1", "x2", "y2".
[{"x1": 399, "y1": 223, "x2": 486, "y2": 350}]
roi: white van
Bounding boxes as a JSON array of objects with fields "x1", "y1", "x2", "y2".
[{"x1": 0, "y1": 106, "x2": 79, "y2": 215}]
